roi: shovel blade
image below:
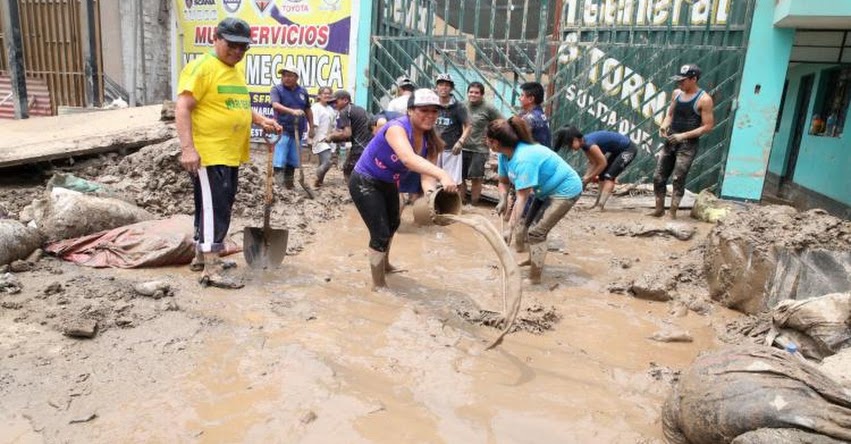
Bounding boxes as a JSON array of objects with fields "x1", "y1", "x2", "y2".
[{"x1": 243, "y1": 226, "x2": 288, "y2": 269}]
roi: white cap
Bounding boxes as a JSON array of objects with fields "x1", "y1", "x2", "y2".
[
  {"x1": 407, "y1": 88, "x2": 440, "y2": 108},
  {"x1": 277, "y1": 62, "x2": 298, "y2": 76}
]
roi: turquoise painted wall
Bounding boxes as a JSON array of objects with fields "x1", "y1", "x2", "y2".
[
  {"x1": 720, "y1": 0, "x2": 794, "y2": 201},
  {"x1": 354, "y1": 1, "x2": 375, "y2": 106},
  {"x1": 770, "y1": 64, "x2": 851, "y2": 206},
  {"x1": 775, "y1": 0, "x2": 851, "y2": 23}
]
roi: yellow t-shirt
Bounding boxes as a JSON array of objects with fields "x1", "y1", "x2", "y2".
[{"x1": 177, "y1": 53, "x2": 252, "y2": 166}]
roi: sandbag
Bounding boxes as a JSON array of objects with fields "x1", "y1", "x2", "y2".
[
  {"x1": 705, "y1": 206, "x2": 851, "y2": 315},
  {"x1": 690, "y1": 189, "x2": 732, "y2": 223},
  {"x1": 0, "y1": 219, "x2": 45, "y2": 265},
  {"x1": 32, "y1": 187, "x2": 153, "y2": 242},
  {"x1": 731, "y1": 428, "x2": 848, "y2": 444},
  {"x1": 48, "y1": 172, "x2": 111, "y2": 195},
  {"x1": 662, "y1": 345, "x2": 851, "y2": 444},
  {"x1": 769, "y1": 293, "x2": 851, "y2": 361},
  {"x1": 45, "y1": 215, "x2": 240, "y2": 268}
]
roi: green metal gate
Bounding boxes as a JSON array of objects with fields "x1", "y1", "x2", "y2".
[{"x1": 369, "y1": 0, "x2": 755, "y2": 192}]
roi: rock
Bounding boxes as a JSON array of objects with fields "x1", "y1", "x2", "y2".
[
  {"x1": 0, "y1": 273, "x2": 22, "y2": 294},
  {"x1": 630, "y1": 275, "x2": 673, "y2": 302},
  {"x1": 300, "y1": 410, "x2": 317, "y2": 424},
  {"x1": 9, "y1": 260, "x2": 33, "y2": 273},
  {"x1": 0, "y1": 264, "x2": 7, "y2": 273},
  {"x1": 25, "y1": 248, "x2": 43, "y2": 263},
  {"x1": 161, "y1": 300, "x2": 180, "y2": 311},
  {"x1": 63, "y1": 320, "x2": 98, "y2": 339},
  {"x1": 44, "y1": 282, "x2": 64, "y2": 295},
  {"x1": 133, "y1": 281, "x2": 171, "y2": 298},
  {"x1": 160, "y1": 100, "x2": 175, "y2": 121},
  {"x1": 649, "y1": 329, "x2": 694, "y2": 343}
]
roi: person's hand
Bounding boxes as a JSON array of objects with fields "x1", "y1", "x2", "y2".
[
  {"x1": 495, "y1": 195, "x2": 507, "y2": 216},
  {"x1": 308, "y1": 127, "x2": 316, "y2": 139},
  {"x1": 658, "y1": 124, "x2": 670, "y2": 138},
  {"x1": 180, "y1": 147, "x2": 201, "y2": 175},
  {"x1": 440, "y1": 175, "x2": 458, "y2": 193},
  {"x1": 667, "y1": 132, "x2": 685, "y2": 143},
  {"x1": 292, "y1": 109, "x2": 305, "y2": 117},
  {"x1": 261, "y1": 119, "x2": 282, "y2": 134},
  {"x1": 451, "y1": 142, "x2": 463, "y2": 156}
]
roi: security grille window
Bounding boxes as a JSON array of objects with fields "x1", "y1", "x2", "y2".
[{"x1": 811, "y1": 67, "x2": 851, "y2": 138}]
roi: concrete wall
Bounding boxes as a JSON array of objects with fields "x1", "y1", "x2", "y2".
[
  {"x1": 100, "y1": 0, "x2": 171, "y2": 105},
  {"x1": 768, "y1": 63, "x2": 851, "y2": 206}
]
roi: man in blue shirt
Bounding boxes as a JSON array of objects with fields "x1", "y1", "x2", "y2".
[
  {"x1": 554, "y1": 126, "x2": 638, "y2": 211},
  {"x1": 271, "y1": 63, "x2": 315, "y2": 189},
  {"x1": 519, "y1": 82, "x2": 551, "y2": 148}
]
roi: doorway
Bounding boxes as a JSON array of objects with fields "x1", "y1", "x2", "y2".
[{"x1": 784, "y1": 74, "x2": 814, "y2": 182}]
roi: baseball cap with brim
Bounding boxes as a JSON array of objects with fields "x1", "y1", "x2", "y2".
[
  {"x1": 671, "y1": 63, "x2": 701, "y2": 81},
  {"x1": 216, "y1": 18, "x2": 251, "y2": 44},
  {"x1": 396, "y1": 76, "x2": 416, "y2": 89},
  {"x1": 408, "y1": 88, "x2": 440, "y2": 108},
  {"x1": 277, "y1": 63, "x2": 298, "y2": 76},
  {"x1": 329, "y1": 90, "x2": 351, "y2": 103}
]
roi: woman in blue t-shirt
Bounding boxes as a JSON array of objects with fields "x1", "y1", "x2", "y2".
[
  {"x1": 349, "y1": 89, "x2": 457, "y2": 290},
  {"x1": 488, "y1": 116, "x2": 582, "y2": 285}
]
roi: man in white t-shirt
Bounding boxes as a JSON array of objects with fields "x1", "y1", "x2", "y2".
[
  {"x1": 386, "y1": 76, "x2": 416, "y2": 113},
  {"x1": 310, "y1": 86, "x2": 337, "y2": 187}
]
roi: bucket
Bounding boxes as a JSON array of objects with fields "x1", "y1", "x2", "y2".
[{"x1": 412, "y1": 188, "x2": 462, "y2": 226}]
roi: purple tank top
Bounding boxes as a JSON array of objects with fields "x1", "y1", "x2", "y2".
[{"x1": 354, "y1": 116, "x2": 427, "y2": 183}]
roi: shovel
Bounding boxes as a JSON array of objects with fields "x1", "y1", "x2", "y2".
[
  {"x1": 244, "y1": 134, "x2": 289, "y2": 269},
  {"x1": 293, "y1": 123, "x2": 315, "y2": 199}
]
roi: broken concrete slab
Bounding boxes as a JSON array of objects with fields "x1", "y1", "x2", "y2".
[{"x1": 0, "y1": 105, "x2": 174, "y2": 169}]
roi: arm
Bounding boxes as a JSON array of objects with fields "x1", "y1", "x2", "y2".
[
  {"x1": 386, "y1": 126, "x2": 457, "y2": 192},
  {"x1": 252, "y1": 111, "x2": 283, "y2": 150},
  {"x1": 305, "y1": 106, "x2": 315, "y2": 138},
  {"x1": 452, "y1": 122, "x2": 473, "y2": 155},
  {"x1": 271, "y1": 102, "x2": 306, "y2": 117},
  {"x1": 176, "y1": 93, "x2": 200, "y2": 174},
  {"x1": 658, "y1": 89, "x2": 679, "y2": 137},
  {"x1": 327, "y1": 125, "x2": 352, "y2": 143},
  {"x1": 583, "y1": 145, "x2": 607, "y2": 184}
]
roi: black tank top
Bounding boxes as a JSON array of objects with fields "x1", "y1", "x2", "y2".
[{"x1": 671, "y1": 90, "x2": 704, "y2": 135}]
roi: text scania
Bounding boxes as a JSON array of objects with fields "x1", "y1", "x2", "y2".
[
  {"x1": 194, "y1": 25, "x2": 330, "y2": 48},
  {"x1": 245, "y1": 54, "x2": 344, "y2": 89}
]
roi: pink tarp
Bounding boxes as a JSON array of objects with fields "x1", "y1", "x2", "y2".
[{"x1": 45, "y1": 215, "x2": 240, "y2": 268}]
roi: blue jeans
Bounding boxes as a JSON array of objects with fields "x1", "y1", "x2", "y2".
[{"x1": 273, "y1": 133, "x2": 300, "y2": 169}]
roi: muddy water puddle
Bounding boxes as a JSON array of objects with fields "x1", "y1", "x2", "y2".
[
  {"x1": 2, "y1": 206, "x2": 738, "y2": 443},
  {"x1": 176, "y1": 208, "x2": 729, "y2": 442}
]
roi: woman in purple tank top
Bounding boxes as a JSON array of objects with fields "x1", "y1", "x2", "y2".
[{"x1": 348, "y1": 89, "x2": 458, "y2": 290}]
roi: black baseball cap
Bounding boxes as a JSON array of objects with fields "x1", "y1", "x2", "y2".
[
  {"x1": 329, "y1": 90, "x2": 351, "y2": 103},
  {"x1": 216, "y1": 18, "x2": 251, "y2": 44},
  {"x1": 671, "y1": 64, "x2": 701, "y2": 81}
]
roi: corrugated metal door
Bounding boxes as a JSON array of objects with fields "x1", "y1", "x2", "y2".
[
  {"x1": 0, "y1": 0, "x2": 103, "y2": 116},
  {"x1": 369, "y1": 0, "x2": 755, "y2": 193}
]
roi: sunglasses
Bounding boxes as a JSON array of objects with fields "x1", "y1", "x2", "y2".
[{"x1": 226, "y1": 41, "x2": 250, "y2": 52}]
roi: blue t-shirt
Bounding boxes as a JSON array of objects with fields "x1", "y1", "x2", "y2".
[
  {"x1": 498, "y1": 142, "x2": 582, "y2": 199},
  {"x1": 355, "y1": 116, "x2": 427, "y2": 183},
  {"x1": 521, "y1": 106, "x2": 552, "y2": 148},
  {"x1": 583, "y1": 131, "x2": 631, "y2": 156},
  {"x1": 270, "y1": 84, "x2": 310, "y2": 135}
]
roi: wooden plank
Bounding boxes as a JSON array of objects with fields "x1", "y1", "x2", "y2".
[{"x1": 0, "y1": 105, "x2": 172, "y2": 168}]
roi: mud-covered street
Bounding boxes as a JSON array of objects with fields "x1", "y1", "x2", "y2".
[{"x1": 1, "y1": 121, "x2": 849, "y2": 443}]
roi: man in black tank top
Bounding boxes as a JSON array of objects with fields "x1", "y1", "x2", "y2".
[{"x1": 650, "y1": 64, "x2": 715, "y2": 219}]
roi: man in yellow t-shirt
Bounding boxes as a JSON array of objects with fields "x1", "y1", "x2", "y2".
[{"x1": 175, "y1": 17, "x2": 281, "y2": 289}]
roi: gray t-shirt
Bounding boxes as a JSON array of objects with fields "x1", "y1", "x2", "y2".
[
  {"x1": 462, "y1": 100, "x2": 503, "y2": 153},
  {"x1": 436, "y1": 99, "x2": 469, "y2": 150}
]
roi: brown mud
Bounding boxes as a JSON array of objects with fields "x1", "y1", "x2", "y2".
[{"x1": 0, "y1": 139, "x2": 844, "y2": 442}]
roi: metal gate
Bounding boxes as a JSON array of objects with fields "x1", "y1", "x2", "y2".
[
  {"x1": 369, "y1": 0, "x2": 755, "y2": 192},
  {"x1": 0, "y1": 0, "x2": 103, "y2": 115}
]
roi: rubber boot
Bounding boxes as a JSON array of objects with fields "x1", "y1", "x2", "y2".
[
  {"x1": 668, "y1": 195, "x2": 681, "y2": 220},
  {"x1": 189, "y1": 250, "x2": 205, "y2": 272},
  {"x1": 199, "y1": 252, "x2": 244, "y2": 289},
  {"x1": 648, "y1": 195, "x2": 665, "y2": 217},
  {"x1": 526, "y1": 242, "x2": 548, "y2": 285},
  {"x1": 369, "y1": 250, "x2": 387, "y2": 290}
]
